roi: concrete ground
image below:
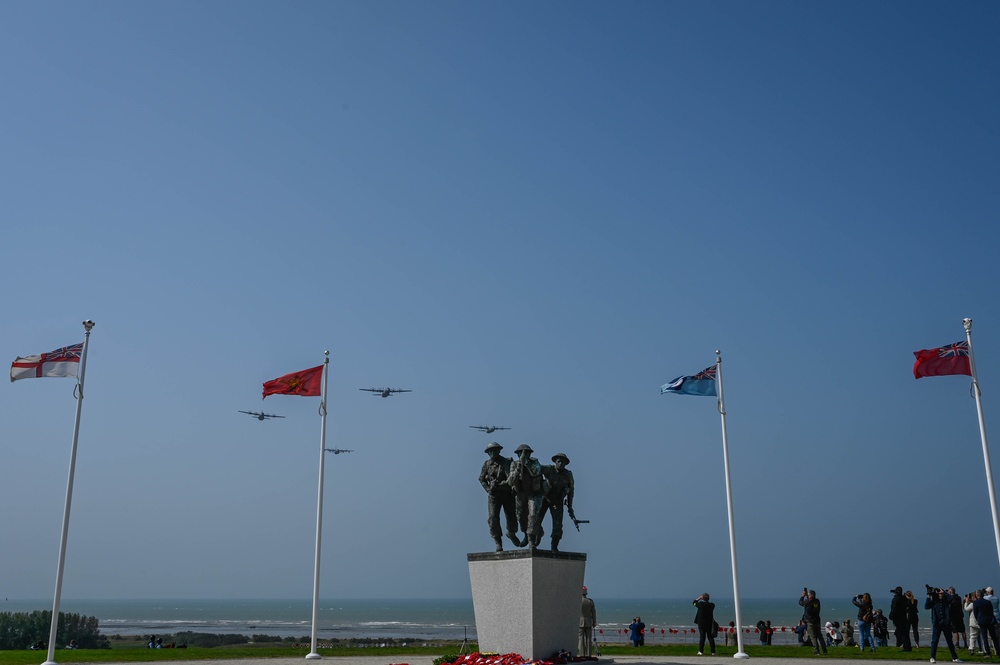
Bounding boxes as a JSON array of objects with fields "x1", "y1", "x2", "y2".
[{"x1": 99, "y1": 656, "x2": 899, "y2": 665}]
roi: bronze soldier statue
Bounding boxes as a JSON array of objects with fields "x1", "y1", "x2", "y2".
[
  {"x1": 508, "y1": 443, "x2": 548, "y2": 550},
  {"x1": 540, "y1": 452, "x2": 576, "y2": 552},
  {"x1": 479, "y1": 442, "x2": 521, "y2": 551}
]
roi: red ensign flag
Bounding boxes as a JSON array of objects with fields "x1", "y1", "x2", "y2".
[
  {"x1": 263, "y1": 365, "x2": 323, "y2": 398},
  {"x1": 913, "y1": 341, "x2": 972, "y2": 379}
]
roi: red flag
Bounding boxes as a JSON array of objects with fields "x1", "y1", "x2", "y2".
[
  {"x1": 263, "y1": 365, "x2": 323, "y2": 398},
  {"x1": 913, "y1": 340, "x2": 971, "y2": 379}
]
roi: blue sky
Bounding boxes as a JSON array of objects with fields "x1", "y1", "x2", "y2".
[{"x1": 2, "y1": 1, "x2": 999, "y2": 603}]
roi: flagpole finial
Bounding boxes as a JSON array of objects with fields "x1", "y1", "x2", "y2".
[
  {"x1": 964, "y1": 318, "x2": 973, "y2": 333},
  {"x1": 82, "y1": 320, "x2": 95, "y2": 333}
]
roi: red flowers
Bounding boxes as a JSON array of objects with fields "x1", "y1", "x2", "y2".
[{"x1": 442, "y1": 652, "x2": 597, "y2": 665}]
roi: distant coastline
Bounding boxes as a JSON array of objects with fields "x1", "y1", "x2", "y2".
[{"x1": 1, "y1": 597, "x2": 904, "y2": 644}]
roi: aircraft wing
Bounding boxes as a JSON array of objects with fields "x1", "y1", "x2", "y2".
[
  {"x1": 469, "y1": 425, "x2": 487, "y2": 430},
  {"x1": 238, "y1": 411, "x2": 257, "y2": 416}
]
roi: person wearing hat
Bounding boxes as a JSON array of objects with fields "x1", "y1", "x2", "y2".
[
  {"x1": 508, "y1": 444, "x2": 548, "y2": 550},
  {"x1": 890, "y1": 586, "x2": 912, "y2": 651},
  {"x1": 479, "y1": 442, "x2": 520, "y2": 551},
  {"x1": 580, "y1": 586, "x2": 597, "y2": 657},
  {"x1": 539, "y1": 452, "x2": 576, "y2": 552},
  {"x1": 986, "y1": 587, "x2": 1000, "y2": 625}
]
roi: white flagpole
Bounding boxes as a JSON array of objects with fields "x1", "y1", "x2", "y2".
[
  {"x1": 716, "y1": 351, "x2": 748, "y2": 659},
  {"x1": 963, "y1": 319, "x2": 1000, "y2": 570},
  {"x1": 42, "y1": 320, "x2": 95, "y2": 665},
  {"x1": 306, "y1": 351, "x2": 331, "y2": 660}
]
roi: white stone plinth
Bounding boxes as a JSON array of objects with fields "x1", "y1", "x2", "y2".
[{"x1": 468, "y1": 550, "x2": 586, "y2": 660}]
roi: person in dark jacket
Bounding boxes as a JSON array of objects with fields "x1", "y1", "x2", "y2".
[
  {"x1": 908, "y1": 590, "x2": 923, "y2": 648},
  {"x1": 853, "y1": 592, "x2": 877, "y2": 653},
  {"x1": 925, "y1": 586, "x2": 962, "y2": 663},
  {"x1": 628, "y1": 617, "x2": 645, "y2": 647},
  {"x1": 800, "y1": 589, "x2": 828, "y2": 655},
  {"x1": 873, "y1": 609, "x2": 889, "y2": 647},
  {"x1": 694, "y1": 593, "x2": 717, "y2": 656},
  {"x1": 949, "y1": 587, "x2": 968, "y2": 649},
  {"x1": 890, "y1": 586, "x2": 912, "y2": 651},
  {"x1": 973, "y1": 589, "x2": 1000, "y2": 656}
]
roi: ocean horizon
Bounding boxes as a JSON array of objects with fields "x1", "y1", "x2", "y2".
[{"x1": 0, "y1": 597, "x2": 927, "y2": 645}]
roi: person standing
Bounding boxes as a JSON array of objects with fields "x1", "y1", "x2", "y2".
[
  {"x1": 986, "y1": 587, "x2": 1000, "y2": 621},
  {"x1": 725, "y1": 621, "x2": 737, "y2": 647},
  {"x1": 973, "y1": 589, "x2": 1000, "y2": 656},
  {"x1": 853, "y1": 592, "x2": 876, "y2": 653},
  {"x1": 579, "y1": 586, "x2": 597, "y2": 657},
  {"x1": 965, "y1": 592, "x2": 981, "y2": 655},
  {"x1": 873, "y1": 609, "x2": 889, "y2": 647},
  {"x1": 540, "y1": 453, "x2": 575, "y2": 552},
  {"x1": 479, "y1": 442, "x2": 520, "y2": 551},
  {"x1": 925, "y1": 586, "x2": 962, "y2": 663},
  {"x1": 908, "y1": 590, "x2": 923, "y2": 648},
  {"x1": 949, "y1": 587, "x2": 968, "y2": 649},
  {"x1": 694, "y1": 593, "x2": 717, "y2": 656},
  {"x1": 628, "y1": 617, "x2": 645, "y2": 647},
  {"x1": 800, "y1": 589, "x2": 828, "y2": 655},
  {"x1": 890, "y1": 586, "x2": 912, "y2": 651}
]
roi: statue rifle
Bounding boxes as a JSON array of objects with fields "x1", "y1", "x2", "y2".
[{"x1": 571, "y1": 517, "x2": 590, "y2": 531}]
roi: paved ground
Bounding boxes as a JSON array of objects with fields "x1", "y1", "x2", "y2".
[{"x1": 100, "y1": 656, "x2": 897, "y2": 665}]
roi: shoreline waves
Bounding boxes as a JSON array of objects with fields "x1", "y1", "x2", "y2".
[{"x1": 0, "y1": 598, "x2": 925, "y2": 644}]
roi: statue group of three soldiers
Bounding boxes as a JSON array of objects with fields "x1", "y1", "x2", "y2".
[{"x1": 479, "y1": 441, "x2": 576, "y2": 552}]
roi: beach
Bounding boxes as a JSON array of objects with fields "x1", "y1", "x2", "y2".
[{"x1": 3, "y1": 598, "x2": 903, "y2": 644}]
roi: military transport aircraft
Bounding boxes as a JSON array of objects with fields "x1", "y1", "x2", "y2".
[
  {"x1": 239, "y1": 410, "x2": 285, "y2": 421},
  {"x1": 469, "y1": 425, "x2": 511, "y2": 433},
  {"x1": 359, "y1": 387, "x2": 412, "y2": 398},
  {"x1": 324, "y1": 448, "x2": 354, "y2": 454}
]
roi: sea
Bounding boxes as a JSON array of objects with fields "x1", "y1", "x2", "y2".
[{"x1": 0, "y1": 597, "x2": 911, "y2": 646}]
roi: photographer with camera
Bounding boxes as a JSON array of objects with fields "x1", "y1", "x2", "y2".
[
  {"x1": 799, "y1": 588, "x2": 828, "y2": 655},
  {"x1": 693, "y1": 593, "x2": 717, "y2": 656},
  {"x1": 853, "y1": 592, "x2": 876, "y2": 653},
  {"x1": 925, "y1": 585, "x2": 962, "y2": 663},
  {"x1": 890, "y1": 586, "x2": 912, "y2": 651}
]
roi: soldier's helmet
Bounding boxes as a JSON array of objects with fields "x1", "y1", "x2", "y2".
[
  {"x1": 552, "y1": 453, "x2": 570, "y2": 464},
  {"x1": 484, "y1": 442, "x2": 503, "y2": 454},
  {"x1": 514, "y1": 443, "x2": 534, "y2": 454}
]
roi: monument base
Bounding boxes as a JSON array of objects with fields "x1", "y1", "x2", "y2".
[{"x1": 468, "y1": 550, "x2": 586, "y2": 660}]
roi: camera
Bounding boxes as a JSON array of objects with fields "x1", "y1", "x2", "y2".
[{"x1": 926, "y1": 584, "x2": 941, "y2": 595}]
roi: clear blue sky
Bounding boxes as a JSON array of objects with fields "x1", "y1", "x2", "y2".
[{"x1": 2, "y1": 1, "x2": 999, "y2": 602}]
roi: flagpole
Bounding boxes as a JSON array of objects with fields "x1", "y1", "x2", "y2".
[
  {"x1": 963, "y1": 319, "x2": 1000, "y2": 570},
  {"x1": 715, "y1": 351, "x2": 748, "y2": 659},
  {"x1": 306, "y1": 351, "x2": 331, "y2": 660},
  {"x1": 42, "y1": 320, "x2": 94, "y2": 665}
]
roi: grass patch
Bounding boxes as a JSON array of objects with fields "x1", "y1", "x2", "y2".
[
  {"x1": 0, "y1": 642, "x2": 986, "y2": 664},
  {"x1": 600, "y1": 644, "x2": 985, "y2": 660}
]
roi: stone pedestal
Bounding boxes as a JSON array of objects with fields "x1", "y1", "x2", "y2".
[{"x1": 468, "y1": 549, "x2": 586, "y2": 660}]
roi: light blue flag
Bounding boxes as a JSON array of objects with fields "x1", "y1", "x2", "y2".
[{"x1": 660, "y1": 365, "x2": 717, "y2": 396}]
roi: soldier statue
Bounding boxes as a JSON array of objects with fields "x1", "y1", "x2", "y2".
[
  {"x1": 479, "y1": 442, "x2": 521, "y2": 551},
  {"x1": 508, "y1": 443, "x2": 548, "y2": 550},
  {"x1": 540, "y1": 452, "x2": 576, "y2": 552}
]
